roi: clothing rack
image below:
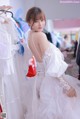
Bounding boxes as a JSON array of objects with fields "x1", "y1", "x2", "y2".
[
  {"x1": 0, "y1": 5, "x2": 13, "y2": 17},
  {"x1": 0, "y1": 9, "x2": 13, "y2": 17}
]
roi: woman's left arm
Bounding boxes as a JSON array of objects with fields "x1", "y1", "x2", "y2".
[{"x1": 58, "y1": 75, "x2": 77, "y2": 97}]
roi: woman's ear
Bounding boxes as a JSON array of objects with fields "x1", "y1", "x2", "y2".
[
  {"x1": 28, "y1": 22, "x2": 32, "y2": 28},
  {"x1": 28, "y1": 22, "x2": 30, "y2": 26},
  {"x1": 28, "y1": 22, "x2": 33, "y2": 29}
]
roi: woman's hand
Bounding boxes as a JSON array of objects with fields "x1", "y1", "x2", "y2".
[
  {"x1": 59, "y1": 75, "x2": 77, "y2": 97},
  {"x1": 63, "y1": 86, "x2": 77, "y2": 97}
]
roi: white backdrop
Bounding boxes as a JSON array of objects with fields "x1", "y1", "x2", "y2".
[
  {"x1": 0, "y1": 0, "x2": 10, "y2": 5},
  {"x1": 9, "y1": 0, "x2": 80, "y2": 20}
]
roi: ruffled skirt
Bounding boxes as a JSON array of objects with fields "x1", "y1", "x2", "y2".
[{"x1": 29, "y1": 74, "x2": 80, "y2": 119}]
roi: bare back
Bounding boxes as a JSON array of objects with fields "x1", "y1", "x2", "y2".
[{"x1": 28, "y1": 31, "x2": 50, "y2": 62}]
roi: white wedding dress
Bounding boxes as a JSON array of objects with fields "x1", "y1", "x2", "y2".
[{"x1": 26, "y1": 43, "x2": 80, "y2": 119}]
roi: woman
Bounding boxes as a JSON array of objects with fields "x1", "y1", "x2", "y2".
[
  {"x1": 76, "y1": 37, "x2": 80, "y2": 80},
  {"x1": 26, "y1": 7, "x2": 80, "y2": 119}
]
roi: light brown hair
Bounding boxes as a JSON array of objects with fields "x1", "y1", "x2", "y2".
[{"x1": 26, "y1": 7, "x2": 46, "y2": 23}]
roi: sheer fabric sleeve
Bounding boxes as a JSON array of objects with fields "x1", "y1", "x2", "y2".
[{"x1": 43, "y1": 44, "x2": 68, "y2": 78}]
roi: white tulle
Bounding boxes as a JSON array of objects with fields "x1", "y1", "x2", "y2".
[{"x1": 25, "y1": 43, "x2": 80, "y2": 119}]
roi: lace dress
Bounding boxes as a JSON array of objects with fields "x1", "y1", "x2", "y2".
[
  {"x1": 0, "y1": 18, "x2": 24, "y2": 119},
  {"x1": 26, "y1": 43, "x2": 80, "y2": 119}
]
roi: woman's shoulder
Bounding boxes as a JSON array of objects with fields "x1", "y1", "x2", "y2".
[{"x1": 33, "y1": 31, "x2": 47, "y2": 39}]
